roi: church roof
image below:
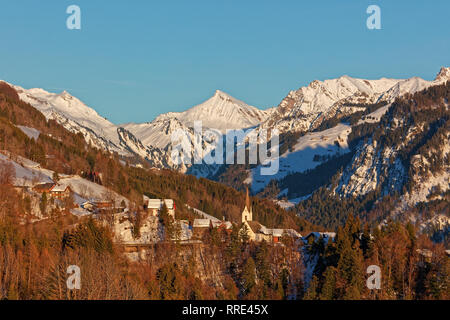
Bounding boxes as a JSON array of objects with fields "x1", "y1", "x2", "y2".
[
  {"x1": 193, "y1": 219, "x2": 211, "y2": 228},
  {"x1": 246, "y1": 221, "x2": 263, "y2": 233}
]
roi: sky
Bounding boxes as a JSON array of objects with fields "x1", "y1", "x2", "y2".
[{"x1": 0, "y1": 0, "x2": 449, "y2": 124}]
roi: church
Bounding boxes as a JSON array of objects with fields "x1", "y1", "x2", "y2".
[{"x1": 240, "y1": 188, "x2": 302, "y2": 243}]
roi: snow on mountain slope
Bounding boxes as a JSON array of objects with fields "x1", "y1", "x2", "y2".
[
  {"x1": 159, "y1": 90, "x2": 273, "y2": 132},
  {"x1": 9, "y1": 83, "x2": 268, "y2": 173},
  {"x1": 123, "y1": 90, "x2": 273, "y2": 149},
  {"x1": 262, "y1": 67, "x2": 450, "y2": 135},
  {"x1": 5, "y1": 67, "x2": 449, "y2": 180},
  {"x1": 357, "y1": 103, "x2": 392, "y2": 125},
  {"x1": 120, "y1": 90, "x2": 273, "y2": 173},
  {"x1": 335, "y1": 138, "x2": 407, "y2": 198},
  {"x1": 14, "y1": 87, "x2": 117, "y2": 142},
  {"x1": 17, "y1": 125, "x2": 40, "y2": 141},
  {"x1": 240, "y1": 68, "x2": 450, "y2": 200},
  {"x1": 0, "y1": 150, "x2": 127, "y2": 207},
  {"x1": 11, "y1": 84, "x2": 128, "y2": 154},
  {"x1": 334, "y1": 78, "x2": 450, "y2": 203},
  {"x1": 250, "y1": 123, "x2": 352, "y2": 193},
  {"x1": 0, "y1": 152, "x2": 53, "y2": 187},
  {"x1": 123, "y1": 117, "x2": 190, "y2": 150},
  {"x1": 261, "y1": 76, "x2": 401, "y2": 133}
]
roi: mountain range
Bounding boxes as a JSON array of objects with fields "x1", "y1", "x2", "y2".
[{"x1": 4, "y1": 68, "x2": 449, "y2": 205}]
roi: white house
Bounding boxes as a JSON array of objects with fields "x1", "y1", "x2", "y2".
[{"x1": 143, "y1": 196, "x2": 175, "y2": 217}]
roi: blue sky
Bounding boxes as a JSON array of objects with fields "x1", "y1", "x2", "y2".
[{"x1": 0, "y1": 0, "x2": 449, "y2": 124}]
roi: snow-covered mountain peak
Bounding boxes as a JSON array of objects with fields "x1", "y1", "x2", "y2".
[
  {"x1": 210, "y1": 89, "x2": 248, "y2": 106},
  {"x1": 9, "y1": 83, "x2": 127, "y2": 154},
  {"x1": 262, "y1": 68, "x2": 449, "y2": 134},
  {"x1": 132, "y1": 90, "x2": 272, "y2": 136},
  {"x1": 435, "y1": 66, "x2": 450, "y2": 82}
]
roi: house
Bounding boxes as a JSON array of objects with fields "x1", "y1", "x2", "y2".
[
  {"x1": 192, "y1": 219, "x2": 212, "y2": 239},
  {"x1": 271, "y1": 229, "x2": 284, "y2": 243},
  {"x1": 93, "y1": 200, "x2": 114, "y2": 213},
  {"x1": 33, "y1": 182, "x2": 55, "y2": 194},
  {"x1": 49, "y1": 184, "x2": 72, "y2": 199},
  {"x1": 283, "y1": 229, "x2": 303, "y2": 239},
  {"x1": 212, "y1": 220, "x2": 233, "y2": 234},
  {"x1": 143, "y1": 197, "x2": 175, "y2": 217},
  {"x1": 33, "y1": 183, "x2": 72, "y2": 199}
]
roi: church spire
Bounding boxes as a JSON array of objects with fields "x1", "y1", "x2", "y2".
[
  {"x1": 246, "y1": 187, "x2": 251, "y2": 211},
  {"x1": 242, "y1": 187, "x2": 253, "y2": 223}
]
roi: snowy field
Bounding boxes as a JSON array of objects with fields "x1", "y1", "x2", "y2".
[{"x1": 250, "y1": 123, "x2": 352, "y2": 193}]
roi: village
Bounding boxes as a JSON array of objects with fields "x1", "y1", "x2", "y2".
[
  {"x1": 112, "y1": 189, "x2": 308, "y2": 249},
  {"x1": 2, "y1": 118, "x2": 344, "y2": 254},
  {"x1": 1, "y1": 149, "x2": 333, "y2": 255}
]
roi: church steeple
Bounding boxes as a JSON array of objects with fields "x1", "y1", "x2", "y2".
[
  {"x1": 246, "y1": 187, "x2": 250, "y2": 211},
  {"x1": 242, "y1": 187, "x2": 253, "y2": 223}
]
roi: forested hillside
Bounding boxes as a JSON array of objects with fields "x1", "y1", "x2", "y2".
[{"x1": 296, "y1": 82, "x2": 450, "y2": 233}]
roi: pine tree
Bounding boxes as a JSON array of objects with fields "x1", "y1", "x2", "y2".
[
  {"x1": 241, "y1": 257, "x2": 256, "y2": 296},
  {"x1": 159, "y1": 202, "x2": 174, "y2": 241},
  {"x1": 304, "y1": 275, "x2": 319, "y2": 300},
  {"x1": 39, "y1": 192, "x2": 47, "y2": 215},
  {"x1": 319, "y1": 266, "x2": 336, "y2": 300},
  {"x1": 239, "y1": 223, "x2": 250, "y2": 244}
]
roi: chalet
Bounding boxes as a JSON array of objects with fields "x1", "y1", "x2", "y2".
[
  {"x1": 143, "y1": 196, "x2": 175, "y2": 218},
  {"x1": 49, "y1": 184, "x2": 72, "y2": 199},
  {"x1": 33, "y1": 183, "x2": 72, "y2": 199}
]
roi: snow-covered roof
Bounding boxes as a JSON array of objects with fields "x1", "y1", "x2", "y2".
[
  {"x1": 211, "y1": 220, "x2": 233, "y2": 229},
  {"x1": 186, "y1": 205, "x2": 221, "y2": 222},
  {"x1": 305, "y1": 232, "x2": 336, "y2": 239},
  {"x1": 146, "y1": 199, "x2": 174, "y2": 209},
  {"x1": 284, "y1": 229, "x2": 302, "y2": 238},
  {"x1": 33, "y1": 182, "x2": 55, "y2": 192},
  {"x1": 193, "y1": 219, "x2": 211, "y2": 228},
  {"x1": 221, "y1": 221, "x2": 233, "y2": 229},
  {"x1": 271, "y1": 229, "x2": 284, "y2": 237},
  {"x1": 51, "y1": 184, "x2": 70, "y2": 192}
]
